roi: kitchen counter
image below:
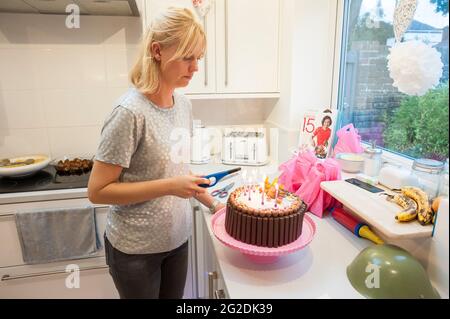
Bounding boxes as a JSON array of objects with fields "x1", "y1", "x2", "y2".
[
  {"x1": 191, "y1": 159, "x2": 367, "y2": 298},
  {"x1": 194, "y1": 164, "x2": 448, "y2": 299},
  {"x1": 196, "y1": 171, "x2": 369, "y2": 299},
  {"x1": 0, "y1": 157, "x2": 278, "y2": 204},
  {"x1": 2, "y1": 158, "x2": 447, "y2": 299}
]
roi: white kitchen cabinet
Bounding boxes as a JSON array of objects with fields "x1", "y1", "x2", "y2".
[
  {"x1": 215, "y1": 0, "x2": 280, "y2": 94},
  {"x1": 0, "y1": 196, "x2": 197, "y2": 299},
  {"x1": 0, "y1": 198, "x2": 118, "y2": 298},
  {"x1": 142, "y1": 0, "x2": 280, "y2": 97}
]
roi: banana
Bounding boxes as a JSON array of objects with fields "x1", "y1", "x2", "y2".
[
  {"x1": 386, "y1": 194, "x2": 419, "y2": 222},
  {"x1": 401, "y1": 187, "x2": 433, "y2": 225}
]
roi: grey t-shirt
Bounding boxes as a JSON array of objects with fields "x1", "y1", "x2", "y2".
[{"x1": 95, "y1": 88, "x2": 193, "y2": 254}]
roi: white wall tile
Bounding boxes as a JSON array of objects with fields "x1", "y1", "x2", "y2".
[
  {"x1": 42, "y1": 88, "x2": 114, "y2": 127},
  {"x1": 0, "y1": 128, "x2": 50, "y2": 158},
  {"x1": 0, "y1": 90, "x2": 46, "y2": 129},
  {"x1": 25, "y1": 14, "x2": 104, "y2": 48},
  {"x1": 47, "y1": 126, "x2": 102, "y2": 158},
  {"x1": 192, "y1": 99, "x2": 276, "y2": 126},
  {"x1": 102, "y1": 17, "x2": 142, "y2": 48},
  {"x1": 0, "y1": 48, "x2": 38, "y2": 90},
  {"x1": 105, "y1": 48, "x2": 131, "y2": 87},
  {"x1": 34, "y1": 48, "x2": 81, "y2": 90},
  {"x1": 79, "y1": 46, "x2": 107, "y2": 88}
]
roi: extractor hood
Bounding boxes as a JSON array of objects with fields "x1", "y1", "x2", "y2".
[{"x1": 0, "y1": 0, "x2": 140, "y2": 17}]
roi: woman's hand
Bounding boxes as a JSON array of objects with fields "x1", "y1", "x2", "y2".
[
  {"x1": 214, "y1": 203, "x2": 226, "y2": 213},
  {"x1": 169, "y1": 175, "x2": 210, "y2": 199}
]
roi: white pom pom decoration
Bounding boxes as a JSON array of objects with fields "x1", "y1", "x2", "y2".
[{"x1": 387, "y1": 40, "x2": 443, "y2": 96}]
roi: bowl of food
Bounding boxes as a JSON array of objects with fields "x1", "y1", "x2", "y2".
[
  {"x1": 51, "y1": 156, "x2": 94, "y2": 176},
  {"x1": 335, "y1": 153, "x2": 364, "y2": 173},
  {"x1": 0, "y1": 155, "x2": 51, "y2": 178}
]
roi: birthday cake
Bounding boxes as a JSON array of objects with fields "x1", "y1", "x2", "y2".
[{"x1": 225, "y1": 184, "x2": 307, "y2": 248}]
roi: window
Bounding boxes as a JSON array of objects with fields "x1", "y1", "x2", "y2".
[{"x1": 337, "y1": 0, "x2": 449, "y2": 161}]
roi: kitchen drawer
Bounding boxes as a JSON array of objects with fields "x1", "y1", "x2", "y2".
[
  {"x1": 0, "y1": 198, "x2": 109, "y2": 268},
  {"x1": 195, "y1": 205, "x2": 229, "y2": 299},
  {"x1": 0, "y1": 256, "x2": 118, "y2": 298}
]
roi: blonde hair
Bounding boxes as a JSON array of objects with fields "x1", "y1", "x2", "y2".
[{"x1": 130, "y1": 7, "x2": 206, "y2": 94}]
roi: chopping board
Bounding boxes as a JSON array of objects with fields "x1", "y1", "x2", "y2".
[{"x1": 321, "y1": 180, "x2": 433, "y2": 239}]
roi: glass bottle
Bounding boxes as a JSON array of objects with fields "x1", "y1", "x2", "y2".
[
  {"x1": 363, "y1": 142, "x2": 383, "y2": 177},
  {"x1": 438, "y1": 159, "x2": 449, "y2": 198},
  {"x1": 411, "y1": 158, "x2": 444, "y2": 199}
]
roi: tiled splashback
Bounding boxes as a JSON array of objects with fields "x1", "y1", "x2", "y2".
[
  {"x1": 0, "y1": 13, "x2": 273, "y2": 160},
  {"x1": 0, "y1": 13, "x2": 140, "y2": 158},
  {"x1": 0, "y1": 14, "x2": 276, "y2": 158}
]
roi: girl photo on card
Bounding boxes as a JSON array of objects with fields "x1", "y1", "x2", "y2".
[{"x1": 298, "y1": 109, "x2": 338, "y2": 159}]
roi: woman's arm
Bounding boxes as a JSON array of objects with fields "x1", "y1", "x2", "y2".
[{"x1": 88, "y1": 161, "x2": 209, "y2": 205}]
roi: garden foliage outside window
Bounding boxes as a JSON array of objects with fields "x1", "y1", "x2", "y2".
[{"x1": 338, "y1": 0, "x2": 449, "y2": 161}]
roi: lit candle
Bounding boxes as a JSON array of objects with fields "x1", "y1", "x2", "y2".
[
  {"x1": 274, "y1": 183, "x2": 279, "y2": 208},
  {"x1": 260, "y1": 182, "x2": 265, "y2": 205},
  {"x1": 248, "y1": 177, "x2": 252, "y2": 200},
  {"x1": 242, "y1": 170, "x2": 247, "y2": 196}
]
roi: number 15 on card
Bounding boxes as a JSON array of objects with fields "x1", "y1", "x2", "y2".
[{"x1": 302, "y1": 114, "x2": 316, "y2": 134}]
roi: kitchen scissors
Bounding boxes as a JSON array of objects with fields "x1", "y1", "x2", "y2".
[{"x1": 210, "y1": 182, "x2": 235, "y2": 198}]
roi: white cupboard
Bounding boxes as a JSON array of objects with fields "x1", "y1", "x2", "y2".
[
  {"x1": 0, "y1": 199, "x2": 118, "y2": 299},
  {"x1": 0, "y1": 198, "x2": 196, "y2": 299},
  {"x1": 192, "y1": 201, "x2": 228, "y2": 299},
  {"x1": 142, "y1": 0, "x2": 280, "y2": 97},
  {"x1": 215, "y1": 0, "x2": 280, "y2": 94}
]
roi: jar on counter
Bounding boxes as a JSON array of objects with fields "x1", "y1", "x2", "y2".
[
  {"x1": 438, "y1": 158, "x2": 449, "y2": 198},
  {"x1": 363, "y1": 143, "x2": 383, "y2": 177},
  {"x1": 411, "y1": 158, "x2": 444, "y2": 199}
]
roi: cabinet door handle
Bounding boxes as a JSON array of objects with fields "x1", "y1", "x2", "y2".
[
  {"x1": 203, "y1": 15, "x2": 208, "y2": 87},
  {"x1": 214, "y1": 289, "x2": 226, "y2": 299},
  {"x1": 1, "y1": 265, "x2": 108, "y2": 282},
  {"x1": 224, "y1": 0, "x2": 229, "y2": 86},
  {"x1": 208, "y1": 271, "x2": 217, "y2": 299}
]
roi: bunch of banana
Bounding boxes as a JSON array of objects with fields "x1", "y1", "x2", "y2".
[
  {"x1": 401, "y1": 187, "x2": 433, "y2": 225},
  {"x1": 386, "y1": 193, "x2": 418, "y2": 222}
]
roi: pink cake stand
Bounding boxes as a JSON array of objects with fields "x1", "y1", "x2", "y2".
[{"x1": 211, "y1": 208, "x2": 316, "y2": 264}]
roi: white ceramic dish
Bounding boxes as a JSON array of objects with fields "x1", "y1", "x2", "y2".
[
  {"x1": 335, "y1": 153, "x2": 364, "y2": 173},
  {"x1": 0, "y1": 155, "x2": 51, "y2": 178}
]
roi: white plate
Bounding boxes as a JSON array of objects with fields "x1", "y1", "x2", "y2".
[{"x1": 0, "y1": 155, "x2": 51, "y2": 178}]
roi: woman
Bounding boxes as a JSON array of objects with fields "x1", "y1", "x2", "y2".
[{"x1": 88, "y1": 7, "x2": 225, "y2": 299}]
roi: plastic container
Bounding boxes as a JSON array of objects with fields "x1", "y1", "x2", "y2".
[
  {"x1": 438, "y1": 159, "x2": 449, "y2": 198},
  {"x1": 378, "y1": 165, "x2": 419, "y2": 189},
  {"x1": 363, "y1": 143, "x2": 383, "y2": 177},
  {"x1": 411, "y1": 158, "x2": 444, "y2": 199},
  {"x1": 335, "y1": 153, "x2": 364, "y2": 173}
]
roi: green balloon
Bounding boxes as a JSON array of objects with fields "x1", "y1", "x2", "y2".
[{"x1": 347, "y1": 244, "x2": 440, "y2": 299}]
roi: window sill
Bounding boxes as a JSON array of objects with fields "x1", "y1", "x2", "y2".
[{"x1": 361, "y1": 142, "x2": 414, "y2": 170}]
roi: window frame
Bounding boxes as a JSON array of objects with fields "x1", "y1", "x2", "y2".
[{"x1": 331, "y1": 0, "x2": 447, "y2": 167}]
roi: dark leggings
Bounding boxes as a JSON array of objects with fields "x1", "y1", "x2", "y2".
[{"x1": 104, "y1": 234, "x2": 189, "y2": 299}]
